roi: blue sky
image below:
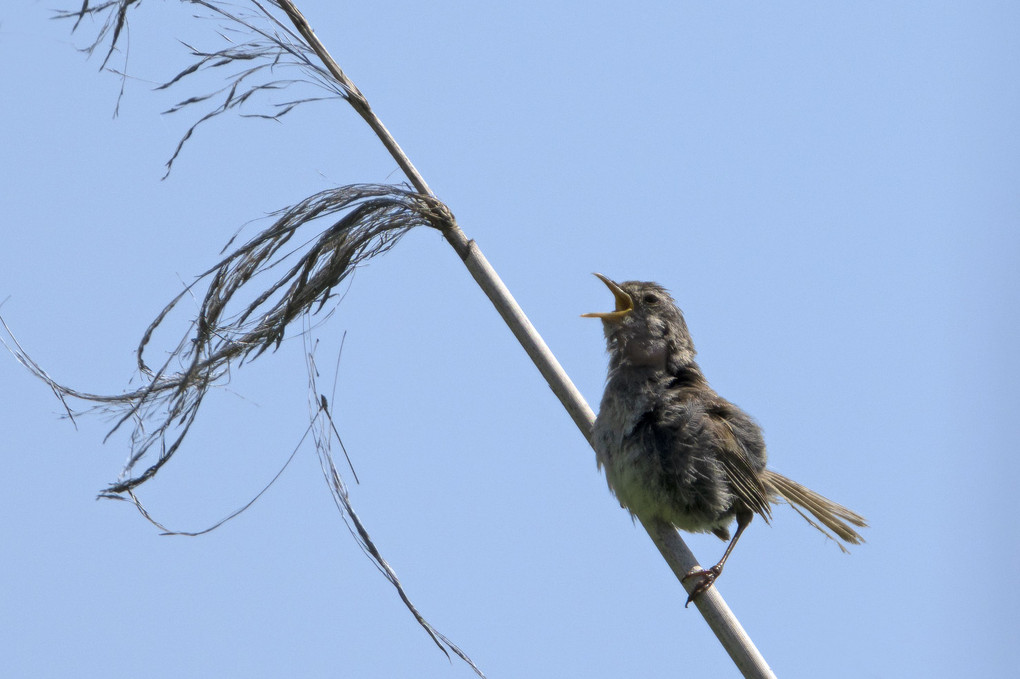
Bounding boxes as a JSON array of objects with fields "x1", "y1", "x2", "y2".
[{"x1": 2, "y1": 2, "x2": 1018, "y2": 677}]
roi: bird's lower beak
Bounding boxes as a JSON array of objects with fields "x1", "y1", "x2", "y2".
[{"x1": 581, "y1": 273, "x2": 633, "y2": 321}]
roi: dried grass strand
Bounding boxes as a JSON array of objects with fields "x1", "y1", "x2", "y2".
[
  {"x1": 305, "y1": 339, "x2": 486, "y2": 677},
  {"x1": 57, "y1": 0, "x2": 344, "y2": 176}
]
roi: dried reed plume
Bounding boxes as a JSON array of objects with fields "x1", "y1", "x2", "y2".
[
  {"x1": 3, "y1": 1, "x2": 487, "y2": 674},
  {"x1": 9, "y1": 184, "x2": 454, "y2": 493}
]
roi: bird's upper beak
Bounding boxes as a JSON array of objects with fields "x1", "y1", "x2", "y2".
[{"x1": 581, "y1": 273, "x2": 633, "y2": 322}]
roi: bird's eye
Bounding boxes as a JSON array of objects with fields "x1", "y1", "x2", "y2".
[{"x1": 642, "y1": 293, "x2": 659, "y2": 305}]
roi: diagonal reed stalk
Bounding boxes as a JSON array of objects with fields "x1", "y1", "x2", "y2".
[
  {"x1": 272, "y1": 2, "x2": 776, "y2": 676},
  {"x1": 31, "y1": 1, "x2": 777, "y2": 676}
]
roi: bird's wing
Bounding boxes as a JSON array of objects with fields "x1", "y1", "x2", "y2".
[{"x1": 707, "y1": 408, "x2": 773, "y2": 522}]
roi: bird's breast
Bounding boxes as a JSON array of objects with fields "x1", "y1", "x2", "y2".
[{"x1": 591, "y1": 371, "x2": 735, "y2": 533}]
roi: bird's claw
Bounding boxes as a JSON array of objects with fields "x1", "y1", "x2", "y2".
[{"x1": 682, "y1": 565, "x2": 722, "y2": 607}]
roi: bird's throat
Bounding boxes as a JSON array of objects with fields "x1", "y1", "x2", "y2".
[{"x1": 618, "y1": 338, "x2": 668, "y2": 370}]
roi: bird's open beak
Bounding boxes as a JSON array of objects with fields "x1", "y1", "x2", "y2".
[{"x1": 581, "y1": 273, "x2": 633, "y2": 321}]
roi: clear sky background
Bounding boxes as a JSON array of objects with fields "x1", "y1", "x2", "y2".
[{"x1": 2, "y1": 2, "x2": 1018, "y2": 677}]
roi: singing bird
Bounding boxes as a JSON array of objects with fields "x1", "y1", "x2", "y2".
[{"x1": 584, "y1": 274, "x2": 866, "y2": 605}]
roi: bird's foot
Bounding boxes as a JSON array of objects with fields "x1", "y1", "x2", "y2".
[{"x1": 681, "y1": 564, "x2": 722, "y2": 607}]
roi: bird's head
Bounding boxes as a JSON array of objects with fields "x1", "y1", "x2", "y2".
[{"x1": 582, "y1": 273, "x2": 696, "y2": 372}]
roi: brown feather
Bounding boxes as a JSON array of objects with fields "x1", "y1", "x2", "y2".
[
  {"x1": 762, "y1": 470, "x2": 868, "y2": 547},
  {"x1": 712, "y1": 415, "x2": 773, "y2": 523}
]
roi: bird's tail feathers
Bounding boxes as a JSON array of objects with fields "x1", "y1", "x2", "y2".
[{"x1": 761, "y1": 470, "x2": 867, "y2": 553}]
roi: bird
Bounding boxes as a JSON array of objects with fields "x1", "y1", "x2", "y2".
[{"x1": 583, "y1": 273, "x2": 867, "y2": 606}]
